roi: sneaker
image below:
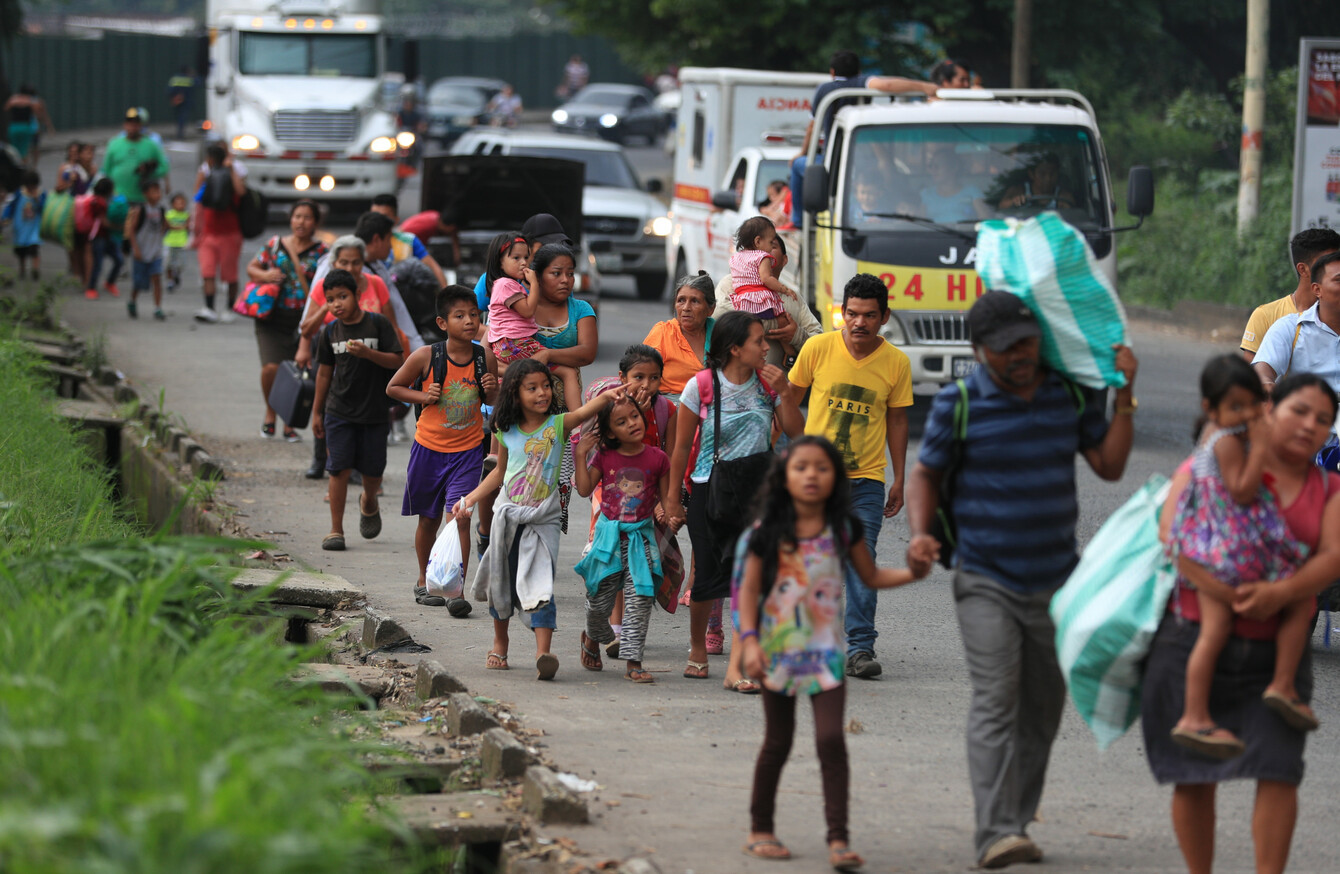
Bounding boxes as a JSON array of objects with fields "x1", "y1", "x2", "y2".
[
  {"x1": 846, "y1": 651, "x2": 882, "y2": 679},
  {"x1": 104, "y1": 282, "x2": 120, "y2": 298},
  {"x1": 153, "y1": 309, "x2": 166, "y2": 321},
  {"x1": 219, "y1": 310, "x2": 236, "y2": 324},
  {"x1": 392, "y1": 419, "x2": 410, "y2": 443},
  {"x1": 283, "y1": 427, "x2": 302, "y2": 443},
  {"x1": 84, "y1": 289, "x2": 99, "y2": 300},
  {"x1": 195, "y1": 308, "x2": 219, "y2": 324},
  {"x1": 979, "y1": 835, "x2": 1041, "y2": 869},
  {"x1": 261, "y1": 422, "x2": 277, "y2": 440},
  {"x1": 126, "y1": 301, "x2": 138, "y2": 319}
]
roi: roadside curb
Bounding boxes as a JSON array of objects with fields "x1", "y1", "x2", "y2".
[{"x1": 1127, "y1": 300, "x2": 1251, "y2": 343}]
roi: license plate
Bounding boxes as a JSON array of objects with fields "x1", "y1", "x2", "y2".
[
  {"x1": 952, "y1": 357, "x2": 978, "y2": 378},
  {"x1": 595, "y1": 254, "x2": 622, "y2": 272}
]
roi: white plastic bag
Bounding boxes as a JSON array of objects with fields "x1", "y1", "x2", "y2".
[{"x1": 426, "y1": 500, "x2": 465, "y2": 599}]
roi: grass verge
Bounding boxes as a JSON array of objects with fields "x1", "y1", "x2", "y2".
[{"x1": 0, "y1": 338, "x2": 428, "y2": 872}]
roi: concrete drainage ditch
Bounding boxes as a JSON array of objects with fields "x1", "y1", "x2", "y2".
[{"x1": 31, "y1": 327, "x2": 662, "y2": 874}]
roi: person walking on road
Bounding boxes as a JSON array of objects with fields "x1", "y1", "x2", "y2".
[
  {"x1": 905, "y1": 291, "x2": 1138, "y2": 869},
  {"x1": 102, "y1": 107, "x2": 169, "y2": 205},
  {"x1": 5, "y1": 85, "x2": 53, "y2": 167},
  {"x1": 193, "y1": 141, "x2": 246, "y2": 323},
  {"x1": 244, "y1": 199, "x2": 327, "y2": 439},
  {"x1": 785, "y1": 273, "x2": 912, "y2": 679},
  {"x1": 167, "y1": 66, "x2": 197, "y2": 141}
]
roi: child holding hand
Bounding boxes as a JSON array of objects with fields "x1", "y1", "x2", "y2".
[
  {"x1": 484, "y1": 232, "x2": 581, "y2": 406},
  {"x1": 454, "y1": 361, "x2": 625, "y2": 681},
  {"x1": 573, "y1": 396, "x2": 674, "y2": 683},
  {"x1": 735, "y1": 436, "x2": 935, "y2": 870}
]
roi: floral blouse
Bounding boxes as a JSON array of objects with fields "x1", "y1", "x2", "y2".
[{"x1": 254, "y1": 236, "x2": 328, "y2": 311}]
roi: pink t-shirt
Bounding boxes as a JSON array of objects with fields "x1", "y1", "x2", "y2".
[
  {"x1": 595, "y1": 445, "x2": 669, "y2": 523},
  {"x1": 486, "y1": 276, "x2": 539, "y2": 344}
]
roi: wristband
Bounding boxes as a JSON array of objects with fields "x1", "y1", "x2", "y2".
[{"x1": 739, "y1": 629, "x2": 759, "y2": 641}]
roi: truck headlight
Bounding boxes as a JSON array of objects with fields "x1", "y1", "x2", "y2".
[
  {"x1": 232, "y1": 134, "x2": 260, "y2": 152},
  {"x1": 646, "y1": 216, "x2": 673, "y2": 236},
  {"x1": 599, "y1": 113, "x2": 618, "y2": 128},
  {"x1": 552, "y1": 109, "x2": 569, "y2": 124},
  {"x1": 881, "y1": 315, "x2": 909, "y2": 345},
  {"x1": 370, "y1": 136, "x2": 396, "y2": 153},
  {"x1": 396, "y1": 131, "x2": 415, "y2": 149}
]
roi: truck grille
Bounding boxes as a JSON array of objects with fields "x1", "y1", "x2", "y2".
[
  {"x1": 906, "y1": 313, "x2": 970, "y2": 344},
  {"x1": 273, "y1": 110, "x2": 358, "y2": 144},
  {"x1": 583, "y1": 215, "x2": 640, "y2": 237}
]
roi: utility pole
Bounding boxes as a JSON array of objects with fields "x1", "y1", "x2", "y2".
[
  {"x1": 1011, "y1": 0, "x2": 1032, "y2": 88},
  {"x1": 1238, "y1": 0, "x2": 1269, "y2": 236}
]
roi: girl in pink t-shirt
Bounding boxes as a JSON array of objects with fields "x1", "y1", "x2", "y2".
[{"x1": 483, "y1": 232, "x2": 580, "y2": 405}]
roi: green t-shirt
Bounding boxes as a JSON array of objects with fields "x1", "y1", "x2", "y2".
[{"x1": 102, "y1": 135, "x2": 169, "y2": 204}]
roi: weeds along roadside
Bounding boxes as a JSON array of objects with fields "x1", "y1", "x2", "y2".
[{"x1": 0, "y1": 338, "x2": 432, "y2": 873}]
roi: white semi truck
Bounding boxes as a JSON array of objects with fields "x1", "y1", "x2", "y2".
[{"x1": 203, "y1": 0, "x2": 408, "y2": 202}]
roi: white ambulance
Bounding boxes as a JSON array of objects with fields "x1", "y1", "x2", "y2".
[{"x1": 665, "y1": 67, "x2": 827, "y2": 290}]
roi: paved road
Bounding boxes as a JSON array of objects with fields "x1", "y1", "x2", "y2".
[{"x1": 40, "y1": 135, "x2": 1340, "y2": 874}]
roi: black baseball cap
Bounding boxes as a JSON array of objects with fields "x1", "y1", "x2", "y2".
[
  {"x1": 521, "y1": 213, "x2": 573, "y2": 247},
  {"x1": 967, "y1": 290, "x2": 1041, "y2": 353}
]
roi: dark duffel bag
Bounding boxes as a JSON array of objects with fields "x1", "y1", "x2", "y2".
[{"x1": 268, "y1": 361, "x2": 315, "y2": 429}]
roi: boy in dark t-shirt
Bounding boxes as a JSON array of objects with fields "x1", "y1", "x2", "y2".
[{"x1": 312, "y1": 268, "x2": 403, "y2": 551}]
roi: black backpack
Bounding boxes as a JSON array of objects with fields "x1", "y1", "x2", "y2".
[
  {"x1": 412, "y1": 341, "x2": 489, "y2": 420},
  {"x1": 201, "y1": 166, "x2": 235, "y2": 210},
  {"x1": 237, "y1": 188, "x2": 268, "y2": 238}
]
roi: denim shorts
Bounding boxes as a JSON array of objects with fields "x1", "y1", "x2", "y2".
[{"x1": 132, "y1": 256, "x2": 163, "y2": 290}]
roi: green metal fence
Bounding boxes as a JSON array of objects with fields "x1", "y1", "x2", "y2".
[{"x1": 5, "y1": 30, "x2": 639, "y2": 134}]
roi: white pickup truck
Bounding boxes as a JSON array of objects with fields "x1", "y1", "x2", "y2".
[{"x1": 665, "y1": 67, "x2": 825, "y2": 293}]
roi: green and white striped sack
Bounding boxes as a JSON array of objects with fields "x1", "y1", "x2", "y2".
[
  {"x1": 1050, "y1": 475, "x2": 1176, "y2": 750},
  {"x1": 976, "y1": 212, "x2": 1129, "y2": 390}
]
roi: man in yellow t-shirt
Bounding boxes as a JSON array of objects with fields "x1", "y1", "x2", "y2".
[
  {"x1": 1240, "y1": 228, "x2": 1340, "y2": 360},
  {"x1": 788, "y1": 273, "x2": 913, "y2": 679}
]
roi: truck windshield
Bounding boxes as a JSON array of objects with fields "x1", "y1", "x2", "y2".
[
  {"x1": 843, "y1": 124, "x2": 1105, "y2": 230},
  {"x1": 510, "y1": 146, "x2": 640, "y2": 189},
  {"x1": 238, "y1": 32, "x2": 377, "y2": 78}
]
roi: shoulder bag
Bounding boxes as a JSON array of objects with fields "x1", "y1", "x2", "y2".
[{"x1": 705, "y1": 369, "x2": 775, "y2": 525}]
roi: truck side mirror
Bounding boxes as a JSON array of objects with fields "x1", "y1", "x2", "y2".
[
  {"x1": 646, "y1": 178, "x2": 663, "y2": 194},
  {"x1": 803, "y1": 164, "x2": 829, "y2": 214},
  {"x1": 711, "y1": 190, "x2": 740, "y2": 210},
  {"x1": 1126, "y1": 166, "x2": 1154, "y2": 218}
]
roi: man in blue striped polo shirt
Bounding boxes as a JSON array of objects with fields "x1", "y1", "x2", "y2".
[{"x1": 906, "y1": 290, "x2": 1138, "y2": 870}]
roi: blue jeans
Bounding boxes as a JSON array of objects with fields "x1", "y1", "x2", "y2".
[
  {"x1": 90, "y1": 236, "x2": 124, "y2": 289},
  {"x1": 845, "y1": 477, "x2": 886, "y2": 657}
]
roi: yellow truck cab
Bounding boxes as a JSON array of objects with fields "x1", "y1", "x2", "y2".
[{"x1": 800, "y1": 88, "x2": 1152, "y2": 385}]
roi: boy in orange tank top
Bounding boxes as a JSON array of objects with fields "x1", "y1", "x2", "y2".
[{"x1": 388, "y1": 286, "x2": 499, "y2": 612}]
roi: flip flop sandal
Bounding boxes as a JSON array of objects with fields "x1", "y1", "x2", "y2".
[
  {"x1": 829, "y1": 846, "x2": 865, "y2": 872},
  {"x1": 625, "y1": 665, "x2": 654, "y2": 684},
  {"x1": 321, "y1": 533, "x2": 346, "y2": 551},
  {"x1": 1169, "y1": 725, "x2": 1245, "y2": 759},
  {"x1": 536, "y1": 653, "x2": 559, "y2": 681},
  {"x1": 742, "y1": 839, "x2": 791, "y2": 861},
  {"x1": 485, "y1": 652, "x2": 509, "y2": 670},
  {"x1": 724, "y1": 678, "x2": 761, "y2": 694},
  {"x1": 683, "y1": 660, "x2": 709, "y2": 679},
  {"x1": 359, "y1": 495, "x2": 382, "y2": 539},
  {"x1": 1263, "y1": 690, "x2": 1321, "y2": 731},
  {"x1": 414, "y1": 585, "x2": 447, "y2": 607},
  {"x1": 579, "y1": 632, "x2": 603, "y2": 671}
]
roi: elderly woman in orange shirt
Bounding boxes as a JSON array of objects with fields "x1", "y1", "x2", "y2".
[{"x1": 643, "y1": 272, "x2": 715, "y2": 396}]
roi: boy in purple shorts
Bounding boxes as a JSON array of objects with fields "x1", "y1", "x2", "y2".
[
  {"x1": 311, "y1": 269, "x2": 403, "y2": 552},
  {"x1": 388, "y1": 285, "x2": 498, "y2": 613}
]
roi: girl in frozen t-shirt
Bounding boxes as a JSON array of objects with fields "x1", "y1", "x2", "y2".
[{"x1": 734, "y1": 436, "x2": 934, "y2": 869}]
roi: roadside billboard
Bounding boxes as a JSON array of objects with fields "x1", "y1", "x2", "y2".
[{"x1": 1292, "y1": 38, "x2": 1340, "y2": 236}]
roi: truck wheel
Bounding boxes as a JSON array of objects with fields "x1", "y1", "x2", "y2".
[{"x1": 635, "y1": 272, "x2": 666, "y2": 301}]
